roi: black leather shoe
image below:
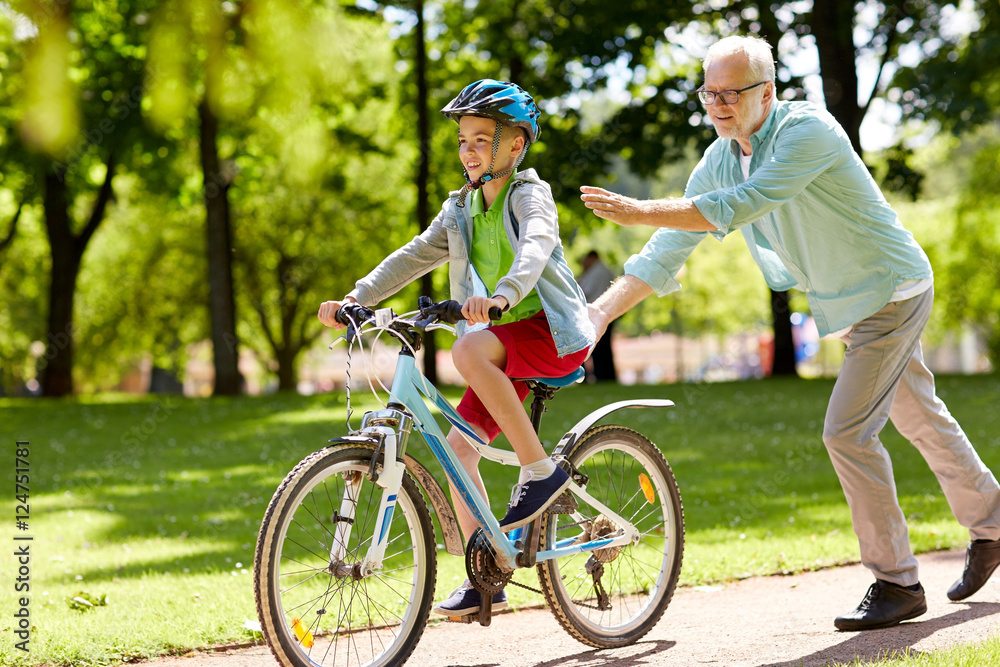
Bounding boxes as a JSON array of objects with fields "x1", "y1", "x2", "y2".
[
  {"x1": 948, "y1": 539, "x2": 1000, "y2": 601},
  {"x1": 834, "y1": 580, "x2": 927, "y2": 631}
]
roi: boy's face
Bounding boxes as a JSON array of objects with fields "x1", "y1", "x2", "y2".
[{"x1": 458, "y1": 115, "x2": 524, "y2": 181}]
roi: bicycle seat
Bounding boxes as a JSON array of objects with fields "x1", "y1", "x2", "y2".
[{"x1": 519, "y1": 367, "x2": 585, "y2": 388}]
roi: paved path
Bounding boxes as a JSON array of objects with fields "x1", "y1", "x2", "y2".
[{"x1": 148, "y1": 549, "x2": 1000, "y2": 667}]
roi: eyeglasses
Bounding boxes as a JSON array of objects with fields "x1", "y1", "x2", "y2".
[{"x1": 696, "y1": 81, "x2": 767, "y2": 105}]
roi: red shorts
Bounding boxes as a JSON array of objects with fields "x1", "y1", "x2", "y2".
[{"x1": 456, "y1": 311, "x2": 589, "y2": 441}]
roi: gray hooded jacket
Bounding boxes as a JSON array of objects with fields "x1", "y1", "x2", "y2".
[{"x1": 350, "y1": 169, "x2": 595, "y2": 357}]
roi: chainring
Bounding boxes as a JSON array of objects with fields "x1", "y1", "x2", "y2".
[{"x1": 465, "y1": 528, "x2": 511, "y2": 596}]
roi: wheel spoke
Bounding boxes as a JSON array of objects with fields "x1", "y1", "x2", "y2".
[
  {"x1": 537, "y1": 427, "x2": 683, "y2": 648},
  {"x1": 255, "y1": 447, "x2": 435, "y2": 666}
]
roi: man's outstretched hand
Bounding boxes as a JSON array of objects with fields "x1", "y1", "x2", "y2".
[{"x1": 580, "y1": 186, "x2": 648, "y2": 226}]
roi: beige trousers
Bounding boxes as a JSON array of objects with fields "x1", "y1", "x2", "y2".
[{"x1": 823, "y1": 287, "x2": 1000, "y2": 586}]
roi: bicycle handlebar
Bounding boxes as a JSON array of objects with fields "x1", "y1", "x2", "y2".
[
  {"x1": 334, "y1": 298, "x2": 502, "y2": 331},
  {"x1": 416, "y1": 296, "x2": 503, "y2": 324},
  {"x1": 334, "y1": 302, "x2": 375, "y2": 327}
]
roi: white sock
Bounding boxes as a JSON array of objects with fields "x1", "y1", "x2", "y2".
[{"x1": 519, "y1": 458, "x2": 556, "y2": 485}]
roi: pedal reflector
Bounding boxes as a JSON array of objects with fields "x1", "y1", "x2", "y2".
[
  {"x1": 639, "y1": 473, "x2": 655, "y2": 504},
  {"x1": 292, "y1": 618, "x2": 315, "y2": 647}
]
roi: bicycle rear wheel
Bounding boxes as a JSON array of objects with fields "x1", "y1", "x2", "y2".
[
  {"x1": 254, "y1": 445, "x2": 436, "y2": 667},
  {"x1": 537, "y1": 426, "x2": 684, "y2": 648}
]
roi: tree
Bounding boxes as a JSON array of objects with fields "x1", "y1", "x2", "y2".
[
  {"x1": 889, "y1": 2, "x2": 1000, "y2": 365},
  {"x1": 232, "y1": 53, "x2": 415, "y2": 391},
  {"x1": 891, "y1": 1, "x2": 999, "y2": 136},
  {"x1": 72, "y1": 175, "x2": 207, "y2": 392},
  {"x1": 943, "y1": 139, "x2": 1000, "y2": 364},
  {"x1": 3, "y1": 0, "x2": 160, "y2": 396},
  {"x1": 146, "y1": 1, "x2": 245, "y2": 395},
  {"x1": 413, "y1": 0, "x2": 440, "y2": 383},
  {"x1": 146, "y1": 0, "x2": 374, "y2": 394}
]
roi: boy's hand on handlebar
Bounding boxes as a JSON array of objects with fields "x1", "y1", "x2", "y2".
[
  {"x1": 318, "y1": 297, "x2": 357, "y2": 329},
  {"x1": 462, "y1": 296, "x2": 507, "y2": 324}
]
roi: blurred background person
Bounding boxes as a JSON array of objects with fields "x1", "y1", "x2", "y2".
[{"x1": 577, "y1": 250, "x2": 618, "y2": 382}]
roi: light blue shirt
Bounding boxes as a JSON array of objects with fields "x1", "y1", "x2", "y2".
[{"x1": 625, "y1": 100, "x2": 932, "y2": 337}]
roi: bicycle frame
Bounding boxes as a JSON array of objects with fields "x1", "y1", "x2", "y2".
[{"x1": 341, "y1": 348, "x2": 649, "y2": 575}]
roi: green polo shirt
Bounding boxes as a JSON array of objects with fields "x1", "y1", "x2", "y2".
[{"x1": 469, "y1": 175, "x2": 543, "y2": 323}]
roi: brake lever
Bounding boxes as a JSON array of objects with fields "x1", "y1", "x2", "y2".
[
  {"x1": 423, "y1": 322, "x2": 457, "y2": 333},
  {"x1": 329, "y1": 328, "x2": 358, "y2": 349}
]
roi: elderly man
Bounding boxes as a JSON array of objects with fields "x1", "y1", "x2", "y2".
[{"x1": 582, "y1": 35, "x2": 1000, "y2": 631}]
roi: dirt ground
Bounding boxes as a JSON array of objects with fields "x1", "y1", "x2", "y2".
[{"x1": 146, "y1": 548, "x2": 1000, "y2": 667}]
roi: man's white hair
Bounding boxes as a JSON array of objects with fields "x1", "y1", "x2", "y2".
[{"x1": 704, "y1": 35, "x2": 776, "y2": 82}]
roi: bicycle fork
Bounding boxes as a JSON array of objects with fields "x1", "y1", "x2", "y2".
[{"x1": 327, "y1": 409, "x2": 413, "y2": 579}]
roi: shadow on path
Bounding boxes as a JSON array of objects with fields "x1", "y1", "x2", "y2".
[
  {"x1": 759, "y1": 602, "x2": 1000, "y2": 667},
  {"x1": 452, "y1": 640, "x2": 677, "y2": 667}
]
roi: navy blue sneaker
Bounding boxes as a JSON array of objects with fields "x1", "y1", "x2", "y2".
[
  {"x1": 432, "y1": 580, "x2": 508, "y2": 616},
  {"x1": 498, "y1": 466, "x2": 571, "y2": 531}
]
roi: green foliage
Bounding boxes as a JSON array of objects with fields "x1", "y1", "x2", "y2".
[
  {"x1": 226, "y1": 16, "x2": 415, "y2": 389},
  {"x1": 888, "y1": 124, "x2": 1000, "y2": 368},
  {"x1": 891, "y1": 1, "x2": 1000, "y2": 134},
  {"x1": 74, "y1": 176, "x2": 208, "y2": 391},
  {"x1": 943, "y1": 138, "x2": 1000, "y2": 363},
  {"x1": 568, "y1": 221, "x2": 769, "y2": 338},
  {"x1": 0, "y1": 208, "x2": 47, "y2": 393}
]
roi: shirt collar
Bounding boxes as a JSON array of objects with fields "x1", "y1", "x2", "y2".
[
  {"x1": 729, "y1": 100, "x2": 780, "y2": 159},
  {"x1": 469, "y1": 170, "x2": 517, "y2": 217}
]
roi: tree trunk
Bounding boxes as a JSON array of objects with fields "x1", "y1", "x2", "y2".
[
  {"x1": 811, "y1": 2, "x2": 865, "y2": 156},
  {"x1": 41, "y1": 171, "x2": 78, "y2": 397},
  {"x1": 414, "y1": 0, "x2": 438, "y2": 384},
  {"x1": 199, "y1": 98, "x2": 241, "y2": 396},
  {"x1": 40, "y1": 155, "x2": 116, "y2": 397},
  {"x1": 276, "y1": 346, "x2": 297, "y2": 392},
  {"x1": 276, "y1": 293, "x2": 298, "y2": 392},
  {"x1": 770, "y1": 289, "x2": 798, "y2": 377}
]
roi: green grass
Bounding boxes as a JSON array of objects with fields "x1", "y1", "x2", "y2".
[
  {"x1": 847, "y1": 633, "x2": 1000, "y2": 666},
  {"x1": 2, "y1": 373, "x2": 999, "y2": 665}
]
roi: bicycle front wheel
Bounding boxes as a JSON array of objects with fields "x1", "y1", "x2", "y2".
[
  {"x1": 537, "y1": 426, "x2": 684, "y2": 648},
  {"x1": 254, "y1": 445, "x2": 436, "y2": 667}
]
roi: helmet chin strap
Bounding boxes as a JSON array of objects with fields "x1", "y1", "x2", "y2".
[{"x1": 457, "y1": 121, "x2": 528, "y2": 208}]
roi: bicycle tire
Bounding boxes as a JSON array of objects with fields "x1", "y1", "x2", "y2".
[
  {"x1": 537, "y1": 426, "x2": 684, "y2": 648},
  {"x1": 254, "y1": 445, "x2": 436, "y2": 667}
]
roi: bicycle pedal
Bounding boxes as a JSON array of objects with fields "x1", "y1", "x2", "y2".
[
  {"x1": 445, "y1": 614, "x2": 476, "y2": 624},
  {"x1": 545, "y1": 490, "x2": 578, "y2": 514}
]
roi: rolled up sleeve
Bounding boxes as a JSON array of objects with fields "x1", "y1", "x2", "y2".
[{"x1": 624, "y1": 228, "x2": 706, "y2": 297}]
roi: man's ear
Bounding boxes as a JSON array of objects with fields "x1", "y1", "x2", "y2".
[{"x1": 762, "y1": 80, "x2": 774, "y2": 103}]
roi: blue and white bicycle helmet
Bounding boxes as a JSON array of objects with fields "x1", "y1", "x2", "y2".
[
  {"x1": 441, "y1": 79, "x2": 541, "y2": 143},
  {"x1": 441, "y1": 79, "x2": 541, "y2": 206}
]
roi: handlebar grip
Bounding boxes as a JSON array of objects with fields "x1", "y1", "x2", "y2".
[
  {"x1": 435, "y1": 300, "x2": 463, "y2": 324},
  {"x1": 335, "y1": 302, "x2": 372, "y2": 326},
  {"x1": 425, "y1": 300, "x2": 504, "y2": 324}
]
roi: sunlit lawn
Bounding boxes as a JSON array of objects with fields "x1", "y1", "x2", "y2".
[{"x1": 2, "y1": 373, "x2": 999, "y2": 665}]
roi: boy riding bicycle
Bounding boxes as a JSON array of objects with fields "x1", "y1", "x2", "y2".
[{"x1": 317, "y1": 79, "x2": 595, "y2": 617}]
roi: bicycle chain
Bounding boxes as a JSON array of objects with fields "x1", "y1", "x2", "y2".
[
  {"x1": 505, "y1": 516, "x2": 612, "y2": 612},
  {"x1": 507, "y1": 576, "x2": 609, "y2": 611}
]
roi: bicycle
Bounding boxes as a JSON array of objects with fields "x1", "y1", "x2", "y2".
[{"x1": 253, "y1": 297, "x2": 685, "y2": 667}]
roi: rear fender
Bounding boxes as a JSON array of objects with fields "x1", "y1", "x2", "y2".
[{"x1": 551, "y1": 399, "x2": 674, "y2": 458}]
